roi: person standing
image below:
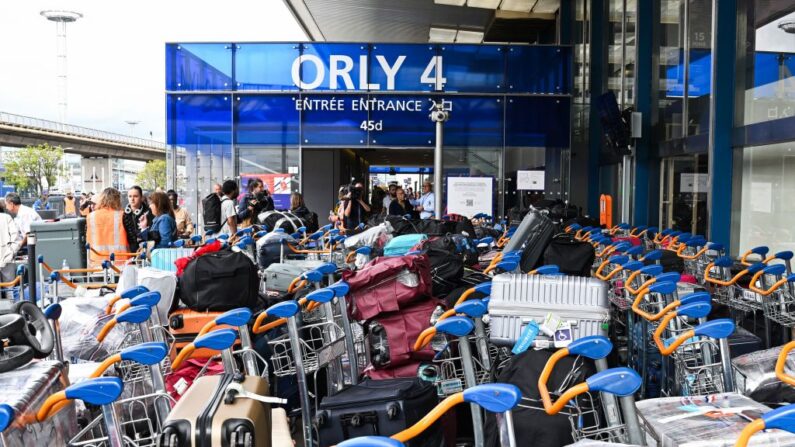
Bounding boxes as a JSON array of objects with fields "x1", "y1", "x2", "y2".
[
  {"x1": 4, "y1": 192, "x2": 42, "y2": 245},
  {"x1": 0, "y1": 201, "x2": 22, "y2": 297},
  {"x1": 63, "y1": 191, "x2": 77, "y2": 217},
  {"x1": 413, "y1": 181, "x2": 436, "y2": 219},
  {"x1": 219, "y1": 180, "x2": 239, "y2": 236},
  {"x1": 213, "y1": 183, "x2": 223, "y2": 198},
  {"x1": 79, "y1": 192, "x2": 95, "y2": 217},
  {"x1": 388, "y1": 187, "x2": 415, "y2": 218},
  {"x1": 122, "y1": 186, "x2": 154, "y2": 252},
  {"x1": 167, "y1": 190, "x2": 194, "y2": 238},
  {"x1": 237, "y1": 179, "x2": 273, "y2": 226},
  {"x1": 32, "y1": 192, "x2": 50, "y2": 211},
  {"x1": 382, "y1": 182, "x2": 398, "y2": 211},
  {"x1": 139, "y1": 191, "x2": 177, "y2": 249},
  {"x1": 344, "y1": 181, "x2": 370, "y2": 229},
  {"x1": 86, "y1": 188, "x2": 130, "y2": 267}
]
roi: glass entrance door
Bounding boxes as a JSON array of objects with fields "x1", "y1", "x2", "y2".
[{"x1": 659, "y1": 155, "x2": 709, "y2": 235}]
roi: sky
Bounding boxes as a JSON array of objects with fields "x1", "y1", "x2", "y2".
[{"x1": 0, "y1": 0, "x2": 306, "y2": 142}]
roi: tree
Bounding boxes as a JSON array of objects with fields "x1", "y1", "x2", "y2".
[
  {"x1": 135, "y1": 159, "x2": 167, "y2": 191},
  {"x1": 3, "y1": 143, "x2": 65, "y2": 195}
]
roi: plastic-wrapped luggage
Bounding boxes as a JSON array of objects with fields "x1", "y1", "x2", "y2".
[
  {"x1": 316, "y1": 378, "x2": 442, "y2": 447},
  {"x1": 342, "y1": 254, "x2": 433, "y2": 321},
  {"x1": 636, "y1": 392, "x2": 795, "y2": 446},
  {"x1": 257, "y1": 210, "x2": 304, "y2": 233},
  {"x1": 134, "y1": 266, "x2": 177, "y2": 323},
  {"x1": 384, "y1": 234, "x2": 427, "y2": 257},
  {"x1": 150, "y1": 247, "x2": 195, "y2": 272},
  {"x1": 502, "y1": 208, "x2": 555, "y2": 272},
  {"x1": 256, "y1": 232, "x2": 297, "y2": 269},
  {"x1": 59, "y1": 295, "x2": 127, "y2": 362},
  {"x1": 734, "y1": 344, "x2": 795, "y2": 405},
  {"x1": 0, "y1": 360, "x2": 77, "y2": 447},
  {"x1": 488, "y1": 273, "x2": 609, "y2": 347},
  {"x1": 343, "y1": 222, "x2": 394, "y2": 250}
]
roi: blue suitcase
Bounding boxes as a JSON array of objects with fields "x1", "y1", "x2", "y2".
[{"x1": 383, "y1": 234, "x2": 427, "y2": 257}]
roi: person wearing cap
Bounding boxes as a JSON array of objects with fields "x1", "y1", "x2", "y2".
[{"x1": 412, "y1": 181, "x2": 435, "y2": 219}]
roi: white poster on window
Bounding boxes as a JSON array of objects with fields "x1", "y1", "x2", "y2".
[
  {"x1": 680, "y1": 173, "x2": 708, "y2": 193},
  {"x1": 517, "y1": 170, "x2": 545, "y2": 191},
  {"x1": 751, "y1": 182, "x2": 773, "y2": 213},
  {"x1": 447, "y1": 177, "x2": 493, "y2": 217}
]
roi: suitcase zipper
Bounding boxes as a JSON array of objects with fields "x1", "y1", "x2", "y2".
[
  {"x1": 488, "y1": 305, "x2": 609, "y2": 321},
  {"x1": 196, "y1": 373, "x2": 234, "y2": 447}
]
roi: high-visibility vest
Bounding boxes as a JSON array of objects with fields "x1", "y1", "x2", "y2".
[
  {"x1": 64, "y1": 197, "x2": 76, "y2": 215},
  {"x1": 87, "y1": 208, "x2": 130, "y2": 266}
]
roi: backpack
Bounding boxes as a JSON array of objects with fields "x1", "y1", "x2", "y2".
[
  {"x1": 201, "y1": 193, "x2": 222, "y2": 233},
  {"x1": 543, "y1": 233, "x2": 596, "y2": 277}
]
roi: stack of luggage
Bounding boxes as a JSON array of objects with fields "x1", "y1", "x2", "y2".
[{"x1": 5, "y1": 208, "x2": 795, "y2": 447}]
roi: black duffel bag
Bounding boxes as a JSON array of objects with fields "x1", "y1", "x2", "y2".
[
  {"x1": 179, "y1": 250, "x2": 260, "y2": 311},
  {"x1": 423, "y1": 236, "x2": 465, "y2": 297},
  {"x1": 387, "y1": 217, "x2": 457, "y2": 237},
  {"x1": 543, "y1": 233, "x2": 596, "y2": 277}
]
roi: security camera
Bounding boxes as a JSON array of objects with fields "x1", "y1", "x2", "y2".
[{"x1": 429, "y1": 110, "x2": 449, "y2": 123}]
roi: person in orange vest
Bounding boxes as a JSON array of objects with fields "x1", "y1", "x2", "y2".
[
  {"x1": 86, "y1": 187, "x2": 130, "y2": 267},
  {"x1": 63, "y1": 191, "x2": 77, "y2": 217}
]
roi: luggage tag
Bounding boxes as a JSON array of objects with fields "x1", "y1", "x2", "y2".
[
  {"x1": 540, "y1": 313, "x2": 562, "y2": 337},
  {"x1": 511, "y1": 320, "x2": 539, "y2": 355},
  {"x1": 553, "y1": 322, "x2": 573, "y2": 348}
]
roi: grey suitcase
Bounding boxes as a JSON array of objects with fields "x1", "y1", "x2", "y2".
[
  {"x1": 0, "y1": 360, "x2": 77, "y2": 447},
  {"x1": 488, "y1": 273, "x2": 609, "y2": 347},
  {"x1": 263, "y1": 263, "x2": 312, "y2": 293},
  {"x1": 31, "y1": 218, "x2": 87, "y2": 269},
  {"x1": 501, "y1": 209, "x2": 555, "y2": 273}
]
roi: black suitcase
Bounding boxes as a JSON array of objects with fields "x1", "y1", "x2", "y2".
[
  {"x1": 645, "y1": 249, "x2": 685, "y2": 274},
  {"x1": 502, "y1": 209, "x2": 555, "y2": 273},
  {"x1": 543, "y1": 233, "x2": 596, "y2": 277},
  {"x1": 315, "y1": 378, "x2": 442, "y2": 447}
]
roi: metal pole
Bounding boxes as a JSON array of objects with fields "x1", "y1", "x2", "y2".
[
  {"x1": 619, "y1": 395, "x2": 646, "y2": 445},
  {"x1": 458, "y1": 336, "x2": 484, "y2": 447},
  {"x1": 101, "y1": 404, "x2": 124, "y2": 447},
  {"x1": 287, "y1": 317, "x2": 313, "y2": 447},
  {"x1": 27, "y1": 235, "x2": 37, "y2": 303},
  {"x1": 621, "y1": 154, "x2": 632, "y2": 224},
  {"x1": 434, "y1": 118, "x2": 443, "y2": 219},
  {"x1": 595, "y1": 358, "x2": 622, "y2": 431},
  {"x1": 719, "y1": 337, "x2": 735, "y2": 392}
]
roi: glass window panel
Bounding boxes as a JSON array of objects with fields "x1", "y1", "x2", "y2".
[
  {"x1": 443, "y1": 96, "x2": 504, "y2": 147},
  {"x1": 166, "y1": 43, "x2": 233, "y2": 91},
  {"x1": 300, "y1": 95, "x2": 368, "y2": 146},
  {"x1": 505, "y1": 46, "x2": 572, "y2": 94},
  {"x1": 367, "y1": 95, "x2": 434, "y2": 146},
  {"x1": 740, "y1": 6, "x2": 795, "y2": 125},
  {"x1": 235, "y1": 43, "x2": 301, "y2": 91},
  {"x1": 439, "y1": 45, "x2": 505, "y2": 93},
  {"x1": 505, "y1": 96, "x2": 571, "y2": 147},
  {"x1": 735, "y1": 142, "x2": 795, "y2": 254},
  {"x1": 685, "y1": 0, "x2": 712, "y2": 136},
  {"x1": 235, "y1": 95, "x2": 299, "y2": 145},
  {"x1": 368, "y1": 44, "x2": 437, "y2": 92},
  {"x1": 298, "y1": 43, "x2": 369, "y2": 91},
  {"x1": 238, "y1": 147, "x2": 300, "y2": 210}
]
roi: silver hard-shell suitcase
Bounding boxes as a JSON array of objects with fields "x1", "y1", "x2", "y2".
[
  {"x1": 488, "y1": 273, "x2": 609, "y2": 347},
  {"x1": 0, "y1": 360, "x2": 76, "y2": 447},
  {"x1": 263, "y1": 263, "x2": 312, "y2": 293}
]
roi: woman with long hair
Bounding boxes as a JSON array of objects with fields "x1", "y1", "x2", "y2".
[
  {"x1": 139, "y1": 191, "x2": 177, "y2": 249},
  {"x1": 86, "y1": 188, "x2": 130, "y2": 266}
]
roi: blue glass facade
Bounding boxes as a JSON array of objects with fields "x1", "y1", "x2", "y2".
[{"x1": 167, "y1": 42, "x2": 573, "y2": 218}]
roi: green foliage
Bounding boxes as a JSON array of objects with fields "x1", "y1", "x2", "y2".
[
  {"x1": 135, "y1": 159, "x2": 167, "y2": 191},
  {"x1": 3, "y1": 143, "x2": 65, "y2": 194}
]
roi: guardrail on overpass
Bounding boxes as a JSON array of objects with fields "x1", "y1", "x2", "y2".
[{"x1": 0, "y1": 111, "x2": 165, "y2": 153}]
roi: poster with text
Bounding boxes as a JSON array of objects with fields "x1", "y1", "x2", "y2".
[
  {"x1": 241, "y1": 173, "x2": 294, "y2": 210},
  {"x1": 447, "y1": 177, "x2": 493, "y2": 218}
]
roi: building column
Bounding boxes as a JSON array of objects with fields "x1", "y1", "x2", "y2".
[
  {"x1": 586, "y1": 0, "x2": 608, "y2": 215},
  {"x1": 632, "y1": 0, "x2": 655, "y2": 225},
  {"x1": 707, "y1": 0, "x2": 737, "y2": 247}
]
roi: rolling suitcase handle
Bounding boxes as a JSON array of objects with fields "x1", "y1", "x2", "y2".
[{"x1": 39, "y1": 377, "x2": 126, "y2": 447}]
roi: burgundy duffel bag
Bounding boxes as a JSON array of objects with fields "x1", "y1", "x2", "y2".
[{"x1": 342, "y1": 254, "x2": 433, "y2": 321}]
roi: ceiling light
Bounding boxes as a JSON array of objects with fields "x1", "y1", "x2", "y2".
[
  {"x1": 499, "y1": 0, "x2": 535, "y2": 12},
  {"x1": 780, "y1": 20, "x2": 795, "y2": 34},
  {"x1": 467, "y1": 0, "x2": 502, "y2": 9},
  {"x1": 429, "y1": 27, "x2": 457, "y2": 42},
  {"x1": 531, "y1": 0, "x2": 560, "y2": 14},
  {"x1": 456, "y1": 30, "x2": 485, "y2": 43},
  {"x1": 435, "y1": 0, "x2": 467, "y2": 5}
]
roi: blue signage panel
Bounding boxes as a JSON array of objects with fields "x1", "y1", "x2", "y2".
[
  {"x1": 440, "y1": 45, "x2": 505, "y2": 93},
  {"x1": 301, "y1": 95, "x2": 369, "y2": 146},
  {"x1": 236, "y1": 43, "x2": 300, "y2": 91},
  {"x1": 166, "y1": 43, "x2": 233, "y2": 91},
  {"x1": 299, "y1": 43, "x2": 369, "y2": 91},
  {"x1": 235, "y1": 95, "x2": 299, "y2": 145},
  {"x1": 505, "y1": 96, "x2": 570, "y2": 147},
  {"x1": 367, "y1": 44, "x2": 438, "y2": 93},
  {"x1": 444, "y1": 96, "x2": 504, "y2": 147},
  {"x1": 367, "y1": 95, "x2": 435, "y2": 146},
  {"x1": 167, "y1": 94, "x2": 232, "y2": 144},
  {"x1": 505, "y1": 45, "x2": 572, "y2": 94}
]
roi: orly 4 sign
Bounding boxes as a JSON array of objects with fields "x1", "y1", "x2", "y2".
[{"x1": 291, "y1": 54, "x2": 447, "y2": 91}]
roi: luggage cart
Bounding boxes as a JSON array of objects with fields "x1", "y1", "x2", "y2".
[
  {"x1": 704, "y1": 257, "x2": 765, "y2": 311},
  {"x1": 532, "y1": 336, "x2": 645, "y2": 445},
  {"x1": 749, "y1": 264, "x2": 795, "y2": 328}
]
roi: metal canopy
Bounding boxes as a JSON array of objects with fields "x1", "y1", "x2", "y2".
[{"x1": 283, "y1": 0, "x2": 559, "y2": 43}]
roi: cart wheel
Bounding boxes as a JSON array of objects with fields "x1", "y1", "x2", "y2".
[
  {"x1": 11, "y1": 301, "x2": 55, "y2": 358},
  {"x1": 0, "y1": 314, "x2": 24, "y2": 339},
  {"x1": 0, "y1": 345, "x2": 34, "y2": 373}
]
